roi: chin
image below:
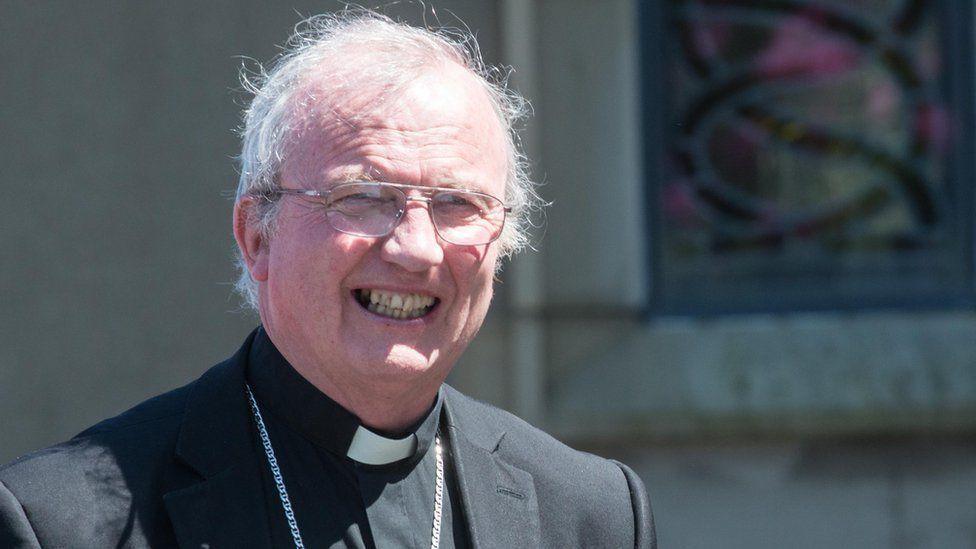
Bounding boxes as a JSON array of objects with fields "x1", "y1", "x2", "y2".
[{"x1": 367, "y1": 345, "x2": 440, "y2": 379}]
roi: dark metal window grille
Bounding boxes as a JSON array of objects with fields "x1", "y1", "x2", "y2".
[{"x1": 641, "y1": 0, "x2": 975, "y2": 314}]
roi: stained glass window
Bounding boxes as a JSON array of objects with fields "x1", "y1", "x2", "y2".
[{"x1": 645, "y1": 0, "x2": 974, "y2": 313}]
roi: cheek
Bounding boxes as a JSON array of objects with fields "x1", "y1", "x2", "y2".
[
  {"x1": 454, "y1": 243, "x2": 490, "y2": 264},
  {"x1": 459, "y1": 275, "x2": 495, "y2": 342},
  {"x1": 268, "y1": 236, "x2": 371, "y2": 320},
  {"x1": 448, "y1": 245, "x2": 498, "y2": 311},
  {"x1": 270, "y1": 230, "x2": 374, "y2": 278},
  {"x1": 323, "y1": 233, "x2": 376, "y2": 267}
]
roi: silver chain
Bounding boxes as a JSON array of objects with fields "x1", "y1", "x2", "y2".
[
  {"x1": 431, "y1": 436, "x2": 444, "y2": 549},
  {"x1": 245, "y1": 384, "x2": 443, "y2": 549},
  {"x1": 246, "y1": 384, "x2": 306, "y2": 548}
]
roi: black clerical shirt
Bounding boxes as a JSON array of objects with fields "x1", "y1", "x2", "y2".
[{"x1": 246, "y1": 329, "x2": 469, "y2": 548}]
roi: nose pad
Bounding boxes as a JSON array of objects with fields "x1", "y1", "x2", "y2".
[{"x1": 379, "y1": 203, "x2": 444, "y2": 271}]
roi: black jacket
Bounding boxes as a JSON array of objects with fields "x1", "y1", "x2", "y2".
[{"x1": 0, "y1": 333, "x2": 655, "y2": 548}]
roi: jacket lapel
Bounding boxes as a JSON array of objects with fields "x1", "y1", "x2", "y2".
[
  {"x1": 163, "y1": 460, "x2": 272, "y2": 549},
  {"x1": 162, "y1": 331, "x2": 274, "y2": 548},
  {"x1": 443, "y1": 391, "x2": 541, "y2": 549}
]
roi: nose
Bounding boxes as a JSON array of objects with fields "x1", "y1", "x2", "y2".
[{"x1": 379, "y1": 201, "x2": 444, "y2": 272}]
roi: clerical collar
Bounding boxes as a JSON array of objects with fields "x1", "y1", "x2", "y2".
[{"x1": 245, "y1": 327, "x2": 442, "y2": 468}]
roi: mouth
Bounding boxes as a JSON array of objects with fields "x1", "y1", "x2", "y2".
[{"x1": 354, "y1": 289, "x2": 439, "y2": 320}]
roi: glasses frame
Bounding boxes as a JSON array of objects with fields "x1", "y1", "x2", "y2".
[{"x1": 259, "y1": 181, "x2": 511, "y2": 246}]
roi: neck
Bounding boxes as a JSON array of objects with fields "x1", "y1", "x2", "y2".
[
  {"x1": 292, "y1": 361, "x2": 441, "y2": 434},
  {"x1": 256, "y1": 322, "x2": 447, "y2": 433}
]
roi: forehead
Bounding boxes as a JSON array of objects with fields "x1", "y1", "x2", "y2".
[{"x1": 280, "y1": 62, "x2": 508, "y2": 196}]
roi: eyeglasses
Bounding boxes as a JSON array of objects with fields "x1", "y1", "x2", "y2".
[{"x1": 260, "y1": 181, "x2": 510, "y2": 246}]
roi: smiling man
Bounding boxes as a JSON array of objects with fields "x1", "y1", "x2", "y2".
[{"x1": 0, "y1": 11, "x2": 654, "y2": 549}]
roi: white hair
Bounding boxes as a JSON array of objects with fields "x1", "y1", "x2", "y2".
[{"x1": 233, "y1": 9, "x2": 542, "y2": 311}]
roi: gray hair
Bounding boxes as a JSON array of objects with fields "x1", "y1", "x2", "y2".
[{"x1": 233, "y1": 9, "x2": 541, "y2": 310}]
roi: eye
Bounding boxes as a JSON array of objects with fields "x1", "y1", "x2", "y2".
[
  {"x1": 328, "y1": 186, "x2": 399, "y2": 215},
  {"x1": 435, "y1": 193, "x2": 481, "y2": 213},
  {"x1": 433, "y1": 192, "x2": 500, "y2": 224}
]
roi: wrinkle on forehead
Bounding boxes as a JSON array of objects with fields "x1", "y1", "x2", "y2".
[
  {"x1": 293, "y1": 58, "x2": 501, "y2": 135},
  {"x1": 287, "y1": 51, "x2": 485, "y2": 134},
  {"x1": 280, "y1": 60, "x2": 508, "y2": 191}
]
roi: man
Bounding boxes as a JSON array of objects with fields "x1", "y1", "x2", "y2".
[{"x1": 1, "y1": 11, "x2": 655, "y2": 548}]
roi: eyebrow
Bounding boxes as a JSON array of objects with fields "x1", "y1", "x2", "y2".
[
  {"x1": 333, "y1": 171, "x2": 376, "y2": 183},
  {"x1": 331, "y1": 171, "x2": 470, "y2": 191}
]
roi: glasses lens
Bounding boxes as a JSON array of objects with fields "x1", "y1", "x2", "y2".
[
  {"x1": 431, "y1": 191, "x2": 505, "y2": 245},
  {"x1": 325, "y1": 183, "x2": 403, "y2": 236}
]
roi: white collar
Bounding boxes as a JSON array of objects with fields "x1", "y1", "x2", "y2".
[{"x1": 346, "y1": 425, "x2": 417, "y2": 465}]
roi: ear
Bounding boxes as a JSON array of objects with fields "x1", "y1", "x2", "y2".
[{"x1": 233, "y1": 197, "x2": 270, "y2": 282}]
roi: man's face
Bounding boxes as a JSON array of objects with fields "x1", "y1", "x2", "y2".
[{"x1": 239, "y1": 63, "x2": 508, "y2": 392}]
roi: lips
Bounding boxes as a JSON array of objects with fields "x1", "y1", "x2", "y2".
[{"x1": 354, "y1": 289, "x2": 439, "y2": 319}]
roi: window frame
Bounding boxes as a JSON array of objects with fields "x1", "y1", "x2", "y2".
[{"x1": 639, "y1": 0, "x2": 976, "y2": 316}]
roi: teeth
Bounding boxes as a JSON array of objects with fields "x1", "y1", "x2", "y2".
[{"x1": 359, "y1": 289, "x2": 436, "y2": 320}]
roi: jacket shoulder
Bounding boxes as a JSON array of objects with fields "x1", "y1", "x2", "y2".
[
  {"x1": 2, "y1": 381, "x2": 193, "y2": 478},
  {"x1": 444, "y1": 387, "x2": 653, "y2": 547},
  {"x1": 0, "y1": 378, "x2": 189, "y2": 501},
  {"x1": 0, "y1": 381, "x2": 197, "y2": 547},
  {"x1": 75, "y1": 380, "x2": 194, "y2": 439},
  {"x1": 444, "y1": 385, "x2": 618, "y2": 472},
  {"x1": 0, "y1": 347, "x2": 248, "y2": 548}
]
